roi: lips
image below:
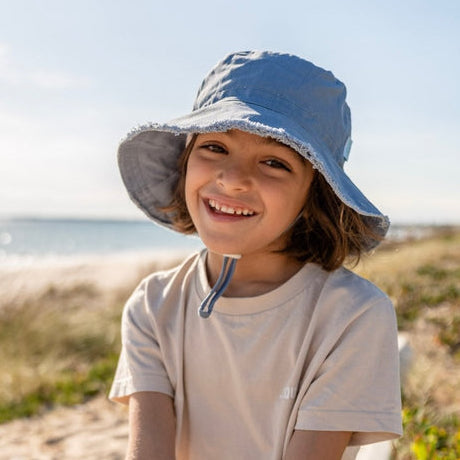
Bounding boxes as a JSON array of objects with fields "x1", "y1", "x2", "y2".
[{"x1": 208, "y1": 198, "x2": 255, "y2": 217}]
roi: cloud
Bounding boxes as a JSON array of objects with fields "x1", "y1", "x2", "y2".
[{"x1": 0, "y1": 42, "x2": 91, "y2": 90}]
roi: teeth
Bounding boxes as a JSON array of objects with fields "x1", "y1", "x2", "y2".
[{"x1": 209, "y1": 199, "x2": 254, "y2": 216}]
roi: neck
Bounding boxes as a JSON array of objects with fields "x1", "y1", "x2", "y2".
[{"x1": 206, "y1": 250, "x2": 305, "y2": 298}]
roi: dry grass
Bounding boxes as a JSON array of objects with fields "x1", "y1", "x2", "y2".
[
  {"x1": 353, "y1": 228, "x2": 460, "y2": 458},
  {"x1": 0, "y1": 256, "x2": 184, "y2": 422},
  {"x1": 0, "y1": 282, "x2": 119, "y2": 419}
]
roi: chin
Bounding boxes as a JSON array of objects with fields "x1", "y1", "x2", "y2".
[
  {"x1": 205, "y1": 243, "x2": 245, "y2": 257},
  {"x1": 196, "y1": 232, "x2": 242, "y2": 255}
]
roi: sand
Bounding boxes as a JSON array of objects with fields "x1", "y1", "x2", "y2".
[
  {"x1": 0, "y1": 250, "x2": 192, "y2": 307},
  {"x1": 0, "y1": 396, "x2": 128, "y2": 460}
]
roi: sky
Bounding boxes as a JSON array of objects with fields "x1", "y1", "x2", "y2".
[{"x1": 0, "y1": 0, "x2": 459, "y2": 225}]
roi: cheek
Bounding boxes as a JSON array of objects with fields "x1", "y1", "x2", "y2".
[
  {"x1": 271, "y1": 180, "x2": 310, "y2": 216},
  {"x1": 184, "y1": 160, "x2": 206, "y2": 214},
  {"x1": 184, "y1": 173, "x2": 195, "y2": 213},
  {"x1": 185, "y1": 155, "x2": 218, "y2": 195}
]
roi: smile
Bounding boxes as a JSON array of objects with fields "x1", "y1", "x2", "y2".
[{"x1": 208, "y1": 199, "x2": 255, "y2": 216}]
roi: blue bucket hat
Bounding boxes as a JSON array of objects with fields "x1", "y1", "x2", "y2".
[{"x1": 118, "y1": 50, "x2": 390, "y2": 247}]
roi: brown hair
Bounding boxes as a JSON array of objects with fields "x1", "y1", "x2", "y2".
[{"x1": 162, "y1": 134, "x2": 382, "y2": 271}]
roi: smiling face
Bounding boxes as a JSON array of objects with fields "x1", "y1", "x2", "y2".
[{"x1": 184, "y1": 130, "x2": 314, "y2": 259}]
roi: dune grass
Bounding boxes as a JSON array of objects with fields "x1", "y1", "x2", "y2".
[
  {"x1": 0, "y1": 230, "x2": 459, "y2": 458},
  {"x1": 355, "y1": 229, "x2": 460, "y2": 459},
  {"x1": 0, "y1": 281, "x2": 123, "y2": 423}
]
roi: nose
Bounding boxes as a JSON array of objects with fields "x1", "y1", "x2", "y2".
[{"x1": 216, "y1": 160, "x2": 252, "y2": 192}]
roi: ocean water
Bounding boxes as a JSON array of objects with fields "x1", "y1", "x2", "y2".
[
  {"x1": 0, "y1": 217, "x2": 436, "y2": 266},
  {"x1": 0, "y1": 217, "x2": 203, "y2": 263}
]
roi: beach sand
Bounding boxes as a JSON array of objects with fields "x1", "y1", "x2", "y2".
[
  {"x1": 0, "y1": 395, "x2": 128, "y2": 460},
  {"x1": 0, "y1": 250, "x2": 192, "y2": 308}
]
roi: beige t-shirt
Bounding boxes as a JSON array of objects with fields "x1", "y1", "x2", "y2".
[{"x1": 110, "y1": 250, "x2": 402, "y2": 459}]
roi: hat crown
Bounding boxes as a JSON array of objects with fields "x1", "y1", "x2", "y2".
[{"x1": 194, "y1": 51, "x2": 351, "y2": 167}]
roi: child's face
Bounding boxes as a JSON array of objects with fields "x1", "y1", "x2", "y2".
[{"x1": 184, "y1": 130, "x2": 314, "y2": 258}]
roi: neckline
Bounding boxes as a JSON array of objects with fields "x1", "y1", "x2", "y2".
[{"x1": 195, "y1": 250, "x2": 320, "y2": 315}]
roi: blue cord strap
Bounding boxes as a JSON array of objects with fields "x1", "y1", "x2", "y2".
[{"x1": 198, "y1": 256, "x2": 238, "y2": 318}]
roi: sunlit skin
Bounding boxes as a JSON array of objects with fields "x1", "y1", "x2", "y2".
[{"x1": 185, "y1": 130, "x2": 315, "y2": 297}]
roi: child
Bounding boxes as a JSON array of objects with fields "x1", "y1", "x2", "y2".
[{"x1": 110, "y1": 51, "x2": 402, "y2": 460}]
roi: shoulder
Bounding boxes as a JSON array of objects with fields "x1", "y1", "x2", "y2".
[
  {"x1": 312, "y1": 266, "x2": 395, "y2": 330},
  {"x1": 123, "y1": 250, "x2": 202, "y2": 318},
  {"x1": 324, "y1": 266, "x2": 390, "y2": 306}
]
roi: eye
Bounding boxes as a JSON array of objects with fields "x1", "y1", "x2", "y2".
[
  {"x1": 263, "y1": 158, "x2": 292, "y2": 172},
  {"x1": 200, "y1": 143, "x2": 227, "y2": 154}
]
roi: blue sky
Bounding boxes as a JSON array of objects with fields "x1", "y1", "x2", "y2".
[{"x1": 1, "y1": 0, "x2": 459, "y2": 224}]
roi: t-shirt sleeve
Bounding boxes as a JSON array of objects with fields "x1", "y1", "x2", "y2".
[
  {"x1": 109, "y1": 280, "x2": 174, "y2": 404},
  {"x1": 295, "y1": 295, "x2": 402, "y2": 445}
]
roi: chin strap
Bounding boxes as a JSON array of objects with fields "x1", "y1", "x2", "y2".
[{"x1": 198, "y1": 254, "x2": 241, "y2": 319}]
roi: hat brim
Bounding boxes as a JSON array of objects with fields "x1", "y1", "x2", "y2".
[{"x1": 118, "y1": 98, "x2": 389, "y2": 247}]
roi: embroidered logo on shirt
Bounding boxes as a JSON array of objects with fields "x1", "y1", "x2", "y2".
[{"x1": 279, "y1": 386, "x2": 297, "y2": 400}]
